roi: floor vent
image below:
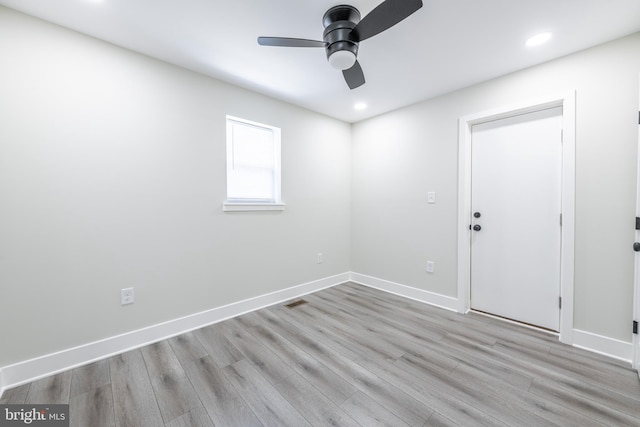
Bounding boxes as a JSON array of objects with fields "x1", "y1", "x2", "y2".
[{"x1": 285, "y1": 299, "x2": 308, "y2": 308}]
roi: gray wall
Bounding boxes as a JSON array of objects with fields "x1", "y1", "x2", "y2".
[
  {"x1": 352, "y1": 32, "x2": 640, "y2": 342},
  {"x1": 0, "y1": 7, "x2": 351, "y2": 367}
]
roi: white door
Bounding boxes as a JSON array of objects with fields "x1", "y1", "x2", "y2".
[
  {"x1": 633, "y1": 74, "x2": 640, "y2": 373},
  {"x1": 470, "y1": 107, "x2": 563, "y2": 331}
]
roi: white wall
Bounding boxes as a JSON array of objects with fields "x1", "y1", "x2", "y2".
[
  {"x1": 0, "y1": 6, "x2": 351, "y2": 368},
  {"x1": 352, "y1": 32, "x2": 640, "y2": 343}
]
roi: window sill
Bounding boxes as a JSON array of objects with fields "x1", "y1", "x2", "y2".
[{"x1": 223, "y1": 202, "x2": 286, "y2": 212}]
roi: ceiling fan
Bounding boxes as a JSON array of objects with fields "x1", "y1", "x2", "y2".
[{"x1": 258, "y1": 0, "x2": 423, "y2": 89}]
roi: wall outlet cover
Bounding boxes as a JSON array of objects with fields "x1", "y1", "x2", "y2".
[
  {"x1": 121, "y1": 287, "x2": 135, "y2": 305},
  {"x1": 426, "y1": 261, "x2": 435, "y2": 273}
]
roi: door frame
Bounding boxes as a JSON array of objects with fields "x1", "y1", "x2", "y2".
[
  {"x1": 633, "y1": 74, "x2": 640, "y2": 372},
  {"x1": 457, "y1": 91, "x2": 576, "y2": 345}
]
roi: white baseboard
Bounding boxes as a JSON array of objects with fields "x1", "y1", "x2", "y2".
[
  {"x1": 0, "y1": 272, "x2": 350, "y2": 397},
  {"x1": 2, "y1": 272, "x2": 633, "y2": 398},
  {"x1": 349, "y1": 272, "x2": 459, "y2": 312},
  {"x1": 572, "y1": 329, "x2": 633, "y2": 363},
  {"x1": 350, "y1": 272, "x2": 634, "y2": 365}
]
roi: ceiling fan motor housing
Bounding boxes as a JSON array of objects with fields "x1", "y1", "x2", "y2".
[{"x1": 322, "y1": 5, "x2": 361, "y2": 68}]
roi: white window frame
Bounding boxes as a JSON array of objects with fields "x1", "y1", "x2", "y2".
[{"x1": 223, "y1": 116, "x2": 285, "y2": 212}]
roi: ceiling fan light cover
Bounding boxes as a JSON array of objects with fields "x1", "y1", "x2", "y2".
[{"x1": 328, "y1": 50, "x2": 357, "y2": 70}]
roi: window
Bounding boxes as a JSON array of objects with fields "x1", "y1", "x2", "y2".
[{"x1": 224, "y1": 116, "x2": 284, "y2": 211}]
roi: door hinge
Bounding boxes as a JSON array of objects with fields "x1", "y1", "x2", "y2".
[
  {"x1": 559, "y1": 297, "x2": 562, "y2": 309},
  {"x1": 634, "y1": 320, "x2": 638, "y2": 335},
  {"x1": 636, "y1": 217, "x2": 640, "y2": 230},
  {"x1": 560, "y1": 214, "x2": 563, "y2": 227},
  {"x1": 560, "y1": 129, "x2": 563, "y2": 142}
]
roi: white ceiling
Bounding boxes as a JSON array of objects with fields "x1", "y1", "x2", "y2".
[{"x1": 2, "y1": 0, "x2": 640, "y2": 122}]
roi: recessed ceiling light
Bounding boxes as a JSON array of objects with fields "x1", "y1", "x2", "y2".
[
  {"x1": 526, "y1": 32, "x2": 552, "y2": 47},
  {"x1": 354, "y1": 102, "x2": 367, "y2": 110}
]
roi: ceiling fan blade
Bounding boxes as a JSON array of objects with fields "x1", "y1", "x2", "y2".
[
  {"x1": 257, "y1": 37, "x2": 327, "y2": 48},
  {"x1": 352, "y1": 0, "x2": 423, "y2": 42},
  {"x1": 343, "y1": 61, "x2": 365, "y2": 89}
]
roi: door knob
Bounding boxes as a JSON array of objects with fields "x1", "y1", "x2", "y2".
[
  {"x1": 634, "y1": 242, "x2": 640, "y2": 252},
  {"x1": 474, "y1": 212, "x2": 481, "y2": 218},
  {"x1": 473, "y1": 224, "x2": 482, "y2": 231}
]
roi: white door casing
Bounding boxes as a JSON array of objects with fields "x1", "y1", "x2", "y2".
[
  {"x1": 458, "y1": 92, "x2": 576, "y2": 344},
  {"x1": 470, "y1": 107, "x2": 562, "y2": 331},
  {"x1": 633, "y1": 74, "x2": 640, "y2": 372}
]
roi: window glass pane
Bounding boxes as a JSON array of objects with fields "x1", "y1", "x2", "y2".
[
  {"x1": 231, "y1": 124, "x2": 274, "y2": 170},
  {"x1": 228, "y1": 167, "x2": 274, "y2": 200}
]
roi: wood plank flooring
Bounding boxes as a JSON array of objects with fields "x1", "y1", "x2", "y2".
[{"x1": 2, "y1": 282, "x2": 639, "y2": 426}]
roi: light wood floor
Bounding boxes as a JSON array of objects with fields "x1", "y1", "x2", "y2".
[{"x1": 2, "y1": 282, "x2": 639, "y2": 426}]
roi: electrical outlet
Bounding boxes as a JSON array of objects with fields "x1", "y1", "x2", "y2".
[
  {"x1": 317, "y1": 253, "x2": 323, "y2": 264},
  {"x1": 121, "y1": 287, "x2": 134, "y2": 305},
  {"x1": 427, "y1": 192, "x2": 436, "y2": 204},
  {"x1": 426, "y1": 261, "x2": 435, "y2": 273}
]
